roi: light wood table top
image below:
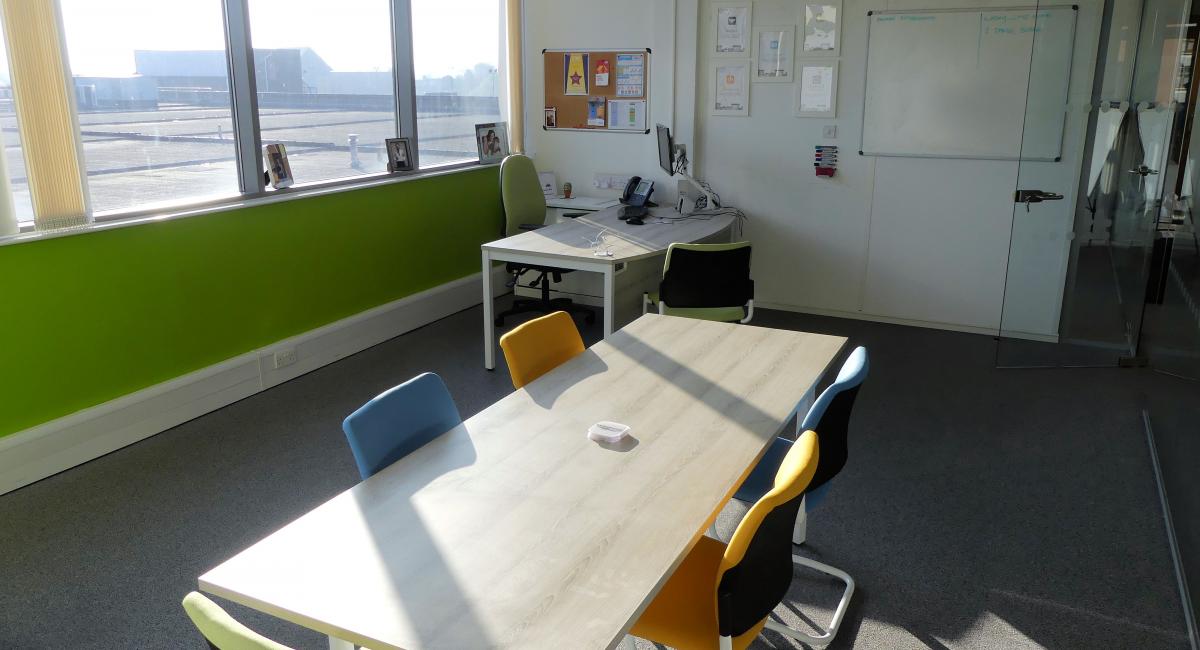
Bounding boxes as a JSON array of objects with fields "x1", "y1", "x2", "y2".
[
  {"x1": 199, "y1": 315, "x2": 845, "y2": 649},
  {"x1": 481, "y1": 205, "x2": 736, "y2": 264}
]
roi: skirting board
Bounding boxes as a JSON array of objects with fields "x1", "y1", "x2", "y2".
[
  {"x1": 759, "y1": 301, "x2": 1061, "y2": 343},
  {"x1": 0, "y1": 268, "x2": 509, "y2": 497}
]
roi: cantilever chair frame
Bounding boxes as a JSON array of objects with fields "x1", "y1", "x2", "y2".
[{"x1": 722, "y1": 346, "x2": 869, "y2": 647}]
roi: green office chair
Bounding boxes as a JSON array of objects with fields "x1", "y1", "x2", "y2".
[
  {"x1": 182, "y1": 592, "x2": 293, "y2": 650},
  {"x1": 643, "y1": 241, "x2": 755, "y2": 323},
  {"x1": 495, "y1": 154, "x2": 595, "y2": 327}
]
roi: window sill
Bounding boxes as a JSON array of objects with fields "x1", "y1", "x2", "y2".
[{"x1": 2, "y1": 160, "x2": 497, "y2": 249}]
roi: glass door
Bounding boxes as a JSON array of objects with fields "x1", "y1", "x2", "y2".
[{"x1": 997, "y1": 0, "x2": 1192, "y2": 367}]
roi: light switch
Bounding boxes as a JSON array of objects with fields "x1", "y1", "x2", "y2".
[{"x1": 823, "y1": 125, "x2": 838, "y2": 139}]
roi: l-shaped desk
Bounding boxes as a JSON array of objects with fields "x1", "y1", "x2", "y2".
[{"x1": 481, "y1": 205, "x2": 736, "y2": 369}]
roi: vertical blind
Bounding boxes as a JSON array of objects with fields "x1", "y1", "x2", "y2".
[{"x1": 0, "y1": 0, "x2": 89, "y2": 230}]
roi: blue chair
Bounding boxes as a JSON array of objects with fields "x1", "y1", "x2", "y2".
[
  {"x1": 342, "y1": 372, "x2": 462, "y2": 480},
  {"x1": 730, "y1": 346, "x2": 869, "y2": 647}
]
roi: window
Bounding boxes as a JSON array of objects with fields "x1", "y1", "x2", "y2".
[
  {"x1": 412, "y1": 0, "x2": 502, "y2": 168},
  {"x1": 58, "y1": 0, "x2": 240, "y2": 214},
  {"x1": 0, "y1": 33, "x2": 32, "y2": 223},
  {"x1": 4, "y1": 0, "x2": 504, "y2": 231},
  {"x1": 248, "y1": 0, "x2": 397, "y2": 185}
]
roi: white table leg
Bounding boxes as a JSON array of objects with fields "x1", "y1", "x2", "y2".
[
  {"x1": 602, "y1": 265, "x2": 616, "y2": 337},
  {"x1": 482, "y1": 250, "x2": 496, "y2": 370},
  {"x1": 328, "y1": 635, "x2": 354, "y2": 650}
]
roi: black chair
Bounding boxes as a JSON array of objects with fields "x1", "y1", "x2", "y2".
[
  {"x1": 642, "y1": 242, "x2": 755, "y2": 323},
  {"x1": 494, "y1": 154, "x2": 595, "y2": 327}
]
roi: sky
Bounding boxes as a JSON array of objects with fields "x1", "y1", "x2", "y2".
[{"x1": 20, "y1": 0, "x2": 499, "y2": 80}]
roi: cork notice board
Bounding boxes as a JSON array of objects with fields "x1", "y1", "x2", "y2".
[{"x1": 543, "y1": 48, "x2": 651, "y2": 133}]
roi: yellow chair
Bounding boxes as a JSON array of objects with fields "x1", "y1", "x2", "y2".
[
  {"x1": 498, "y1": 310, "x2": 585, "y2": 388},
  {"x1": 182, "y1": 591, "x2": 292, "y2": 650},
  {"x1": 629, "y1": 431, "x2": 820, "y2": 650}
]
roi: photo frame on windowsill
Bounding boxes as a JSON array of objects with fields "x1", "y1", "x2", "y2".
[
  {"x1": 264, "y1": 143, "x2": 293, "y2": 189},
  {"x1": 475, "y1": 122, "x2": 510, "y2": 164},
  {"x1": 386, "y1": 137, "x2": 414, "y2": 173}
]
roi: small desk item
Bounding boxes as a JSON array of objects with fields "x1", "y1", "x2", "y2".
[
  {"x1": 481, "y1": 205, "x2": 736, "y2": 369},
  {"x1": 545, "y1": 195, "x2": 620, "y2": 211},
  {"x1": 199, "y1": 315, "x2": 846, "y2": 650}
]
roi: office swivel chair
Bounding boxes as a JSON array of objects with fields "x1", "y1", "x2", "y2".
[
  {"x1": 643, "y1": 242, "x2": 755, "y2": 323},
  {"x1": 628, "y1": 431, "x2": 820, "y2": 650},
  {"x1": 494, "y1": 154, "x2": 595, "y2": 327},
  {"x1": 729, "y1": 346, "x2": 869, "y2": 647},
  {"x1": 182, "y1": 592, "x2": 292, "y2": 650}
]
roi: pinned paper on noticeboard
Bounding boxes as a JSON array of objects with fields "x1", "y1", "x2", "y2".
[
  {"x1": 565, "y1": 53, "x2": 589, "y2": 95},
  {"x1": 595, "y1": 58, "x2": 610, "y2": 86}
]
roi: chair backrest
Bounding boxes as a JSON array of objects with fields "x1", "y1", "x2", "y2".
[
  {"x1": 499, "y1": 311, "x2": 585, "y2": 389},
  {"x1": 342, "y1": 372, "x2": 462, "y2": 480},
  {"x1": 801, "y1": 346, "x2": 868, "y2": 490},
  {"x1": 715, "y1": 430, "x2": 819, "y2": 638},
  {"x1": 182, "y1": 592, "x2": 292, "y2": 650},
  {"x1": 500, "y1": 154, "x2": 547, "y2": 237},
  {"x1": 658, "y1": 242, "x2": 754, "y2": 309}
]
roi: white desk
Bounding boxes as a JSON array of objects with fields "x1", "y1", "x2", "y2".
[
  {"x1": 199, "y1": 315, "x2": 845, "y2": 650},
  {"x1": 481, "y1": 205, "x2": 735, "y2": 369},
  {"x1": 545, "y1": 195, "x2": 620, "y2": 211}
]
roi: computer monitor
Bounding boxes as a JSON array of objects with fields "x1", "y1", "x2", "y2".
[{"x1": 656, "y1": 123, "x2": 674, "y2": 176}]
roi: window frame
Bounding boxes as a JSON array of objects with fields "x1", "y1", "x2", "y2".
[{"x1": 9, "y1": 0, "x2": 503, "y2": 234}]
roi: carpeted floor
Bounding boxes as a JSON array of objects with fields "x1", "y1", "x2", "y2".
[{"x1": 0, "y1": 302, "x2": 1192, "y2": 649}]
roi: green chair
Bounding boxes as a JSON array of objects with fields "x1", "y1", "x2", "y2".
[
  {"x1": 643, "y1": 242, "x2": 755, "y2": 323},
  {"x1": 182, "y1": 591, "x2": 292, "y2": 650},
  {"x1": 494, "y1": 154, "x2": 595, "y2": 327}
]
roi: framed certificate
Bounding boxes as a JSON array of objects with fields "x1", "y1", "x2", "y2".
[
  {"x1": 713, "y1": 2, "x2": 753, "y2": 57},
  {"x1": 795, "y1": 61, "x2": 838, "y2": 118},
  {"x1": 753, "y1": 26, "x2": 796, "y2": 83},
  {"x1": 712, "y1": 60, "x2": 751, "y2": 116},
  {"x1": 802, "y1": 1, "x2": 841, "y2": 57}
]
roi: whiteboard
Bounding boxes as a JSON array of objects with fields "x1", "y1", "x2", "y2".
[{"x1": 860, "y1": 6, "x2": 1077, "y2": 161}]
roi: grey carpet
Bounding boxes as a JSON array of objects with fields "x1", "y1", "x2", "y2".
[{"x1": 0, "y1": 302, "x2": 1192, "y2": 649}]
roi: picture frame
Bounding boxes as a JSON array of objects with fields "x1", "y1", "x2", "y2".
[
  {"x1": 545, "y1": 107, "x2": 557, "y2": 128},
  {"x1": 385, "y1": 137, "x2": 413, "y2": 173},
  {"x1": 711, "y1": 60, "x2": 751, "y2": 117},
  {"x1": 475, "y1": 122, "x2": 510, "y2": 164},
  {"x1": 752, "y1": 25, "x2": 796, "y2": 83},
  {"x1": 795, "y1": 60, "x2": 838, "y2": 118},
  {"x1": 713, "y1": 2, "x2": 753, "y2": 57},
  {"x1": 802, "y1": 1, "x2": 841, "y2": 57},
  {"x1": 263, "y1": 143, "x2": 293, "y2": 189}
]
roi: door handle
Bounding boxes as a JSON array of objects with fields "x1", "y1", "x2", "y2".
[
  {"x1": 1014, "y1": 189, "x2": 1065, "y2": 212},
  {"x1": 1127, "y1": 165, "x2": 1159, "y2": 177}
]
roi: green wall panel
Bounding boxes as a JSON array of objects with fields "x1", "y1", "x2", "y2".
[{"x1": 0, "y1": 167, "x2": 501, "y2": 437}]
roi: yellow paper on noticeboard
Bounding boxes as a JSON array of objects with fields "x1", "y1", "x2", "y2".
[{"x1": 565, "y1": 53, "x2": 589, "y2": 95}]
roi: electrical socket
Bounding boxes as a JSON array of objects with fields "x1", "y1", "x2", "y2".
[
  {"x1": 594, "y1": 173, "x2": 632, "y2": 190},
  {"x1": 273, "y1": 348, "x2": 298, "y2": 369}
]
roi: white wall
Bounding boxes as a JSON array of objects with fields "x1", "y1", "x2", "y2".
[
  {"x1": 523, "y1": 0, "x2": 693, "y2": 206},
  {"x1": 524, "y1": 0, "x2": 1105, "y2": 336}
]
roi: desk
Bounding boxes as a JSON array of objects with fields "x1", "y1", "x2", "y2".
[
  {"x1": 545, "y1": 195, "x2": 620, "y2": 211},
  {"x1": 481, "y1": 205, "x2": 735, "y2": 369},
  {"x1": 199, "y1": 315, "x2": 845, "y2": 650}
]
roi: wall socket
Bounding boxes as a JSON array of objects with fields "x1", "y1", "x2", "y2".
[
  {"x1": 273, "y1": 348, "x2": 298, "y2": 369},
  {"x1": 594, "y1": 173, "x2": 632, "y2": 190},
  {"x1": 823, "y1": 125, "x2": 838, "y2": 139}
]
